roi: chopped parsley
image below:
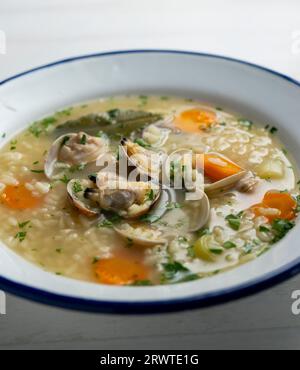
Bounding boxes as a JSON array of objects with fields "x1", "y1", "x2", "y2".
[
  {"x1": 15, "y1": 220, "x2": 32, "y2": 242},
  {"x1": 162, "y1": 261, "x2": 189, "y2": 280},
  {"x1": 29, "y1": 116, "x2": 57, "y2": 137},
  {"x1": 225, "y1": 213, "x2": 242, "y2": 231},
  {"x1": 59, "y1": 175, "x2": 70, "y2": 184},
  {"x1": 265, "y1": 125, "x2": 278, "y2": 135},
  {"x1": 18, "y1": 221, "x2": 31, "y2": 229},
  {"x1": 223, "y1": 241, "x2": 237, "y2": 249},
  {"x1": 259, "y1": 225, "x2": 270, "y2": 233},
  {"x1": 72, "y1": 181, "x2": 83, "y2": 194},
  {"x1": 107, "y1": 109, "x2": 121, "y2": 119},
  {"x1": 15, "y1": 231, "x2": 27, "y2": 242},
  {"x1": 98, "y1": 219, "x2": 114, "y2": 228},
  {"x1": 134, "y1": 138, "x2": 150, "y2": 148},
  {"x1": 61, "y1": 136, "x2": 70, "y2": 146},
  {"x1": 196, "y1": 228, "x2": 211, "y2": 237},
  {"x1": 80, "y1": 134, "x2": 87, "y2": 145},
  {"x1": 145, "y1": 189, "x2": 155, "y2": 201},
  {"x1": 30, "y1": 169, "x2": 44, "y2": 174},
  {"x1": 272, "y1": 218, "x2": 295, "y2": 242},
  {"x1": 269, "y1": 126, "x2": 278, "y2": 134}
]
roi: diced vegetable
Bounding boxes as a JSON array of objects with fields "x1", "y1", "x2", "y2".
[
  {"x1": 95, "y1": 257, "x2": 149, "y2": 285},
  {"x1": 174, "y1": 108, "x2": 216, "y2": 133},
  {"x1": 196, "y1": 153, "x2": 243, "y2": 182},
  {"x1": 193, "y1": 235, "x2": 224, "y2": 262},
  {"x1": 251, "y1": 191, "x2": 297, "y2": 222},
  {"x1": 1, "y1": 184, "x2": 42, "y2": 210},
  {"x1": 256, "y1": 158, "x2": 284, "y2": 179},
  {"x1": 225, "y1": 213, "x2": 242, "y2": 231}
]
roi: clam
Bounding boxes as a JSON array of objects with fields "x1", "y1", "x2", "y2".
[
  {"x1": 236, "y1": 171, "x2": 259, "y2": 193},
  {"x1": 120, "y1": 138, "x2": 165, "y2": 181},
  {"x1": 96, "y1": 172, "x2": 161, "y2": 219},
  {"x1": 142, "y1": 117, "x2": 173, "y2": 148},
  {"x1": 185, "y1": 191, "x2": 211, "y2": 232},
  {"x1": 204, "y1": 171, "x2": 247, "y2": 196},
  {"x1": 193, "y1": 152, "x2": 248, "y2": 196},
  {"x1": 67, "y1": 179, "x2": 100, "y2": 217},
  {"x1": 114, "y1": 223, "x2": 168, "y2": 247},
  {"x1": 45, "y1": 132, "x2": 109, "y2": 179}
]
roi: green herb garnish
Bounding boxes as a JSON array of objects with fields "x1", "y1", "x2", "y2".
[
  {"x1": 223, "y1": 241, "x2": 237, "y2": 249},
  {"x1": 162, "y1": 261, "x2": 189, "y2": 281},
  {"x1": 80, "y1": 134, "x2": 87, "y2": 145},
  {"x1": 145, "y1": 189, "x2": 155, "y2": 201},
  {"x1": 59, "y1": 175, "x2": 70, "y2": 184},
  {"x1": 259, "y1": 225, "x2": 270, "y2": 233},
  {"x1": 225, "y1": 213, "x2": 242, "y2": 231},
  {"x1": 134, "y1": 138, "x2": 150, "y2": 148},
  {"x1": 30, "y1": 169, "x2": 44, "y2": 174},
  {"x1": 72, "y1": 181, "x2": 83, "y2": 194},
  {"x1": 18, "y1": 221, "x2": 31, "y2": 229},
  {"x1": 272, "y1": 218, "x2": 295, "y2": 242},
  {"x1": 15, "y1": 231, "x2": 27, "y2": 242}
]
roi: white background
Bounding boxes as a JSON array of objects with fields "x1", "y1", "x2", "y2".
[{"x1": 0, "y1": 0, "x2": 300, "y2": 349}]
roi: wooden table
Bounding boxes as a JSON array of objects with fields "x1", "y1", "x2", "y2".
[{"x1": 0, "y1": 0, "x2": 300, "y2": 350}]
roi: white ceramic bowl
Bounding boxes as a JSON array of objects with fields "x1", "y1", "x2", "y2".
[{"x1": 0, "y1": 50, "x2": 300, "y2": 313}]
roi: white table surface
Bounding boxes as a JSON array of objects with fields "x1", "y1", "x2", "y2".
[{"x1": 0, "y1": 0, "x2": 300, "y2": 350}]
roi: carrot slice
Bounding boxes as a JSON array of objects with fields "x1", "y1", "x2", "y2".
[
  {"x1": 95, "y1": 257, "x2": 149, "y2": 285},
  {"x1": 251, "y1": 191, "x2": 297, "y2": 222},
  {"x1": 195, "y1": 153, "x2": 243, "y2": 182},
  {"x1": 174, "y1": 108, "x2": 216, "y2": 133},
  {"x1": 1, "y1": 184, "x2": 42, "y2": 210}
]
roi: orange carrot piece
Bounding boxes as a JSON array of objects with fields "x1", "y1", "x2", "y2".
[
  {"x1": 1, "y1": 184, "x2": 42, "y2": 210},
  {"x1": 251, "y1": 191, "x2": 297, "y2": 222},
  {"x1": 174, "y1": 109, "x2": 216, "y2": 133},
  {"x1": 95, "y1": 257, "x2": 149, "y2": 286},
  {"x1": 195, "y1": 153, "x2": 243, "y2": 182}
]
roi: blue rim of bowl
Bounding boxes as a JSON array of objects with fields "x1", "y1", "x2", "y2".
[{"x1": 1, "y1": 49, "x2": 300, "y2": 314}]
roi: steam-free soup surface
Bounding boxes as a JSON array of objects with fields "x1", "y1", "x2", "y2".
[{"x1": 0, "y1": 95, "x2": 298, "y2": 286}]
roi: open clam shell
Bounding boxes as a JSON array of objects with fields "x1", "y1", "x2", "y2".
[
  {"x1": 114, "y1": 223, "x2": 167, "y2": 247},
  {"x1": 120, "y1": 138, "x2": 164, "y2": 181},
  {"x1": 45, "y1": 132, "x2": 109, "y2": 180},
  {"x1": 67, "y1": 179, "x2": 100, "y2": 217},
  {"x1": 186, "y1": 191, "x2": 210, "y2": 232},
  {"x1": 199, "y1": 152, "x2": 247, "y2": 196},
  {"x1": 96, "y1": 172, "x2": 161, "y2": 219},
  {"x1": 142, "y1": 117, "x2": 174, "y2": 148}
]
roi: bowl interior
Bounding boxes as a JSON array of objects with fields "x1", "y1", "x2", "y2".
[{"x1": 0, "y1": 51, "x2": 300, "y2": 309}]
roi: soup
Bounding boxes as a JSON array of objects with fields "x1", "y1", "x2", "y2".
[{"x1": 0, "y1": 95, "x2": 298, "y2": 286}]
